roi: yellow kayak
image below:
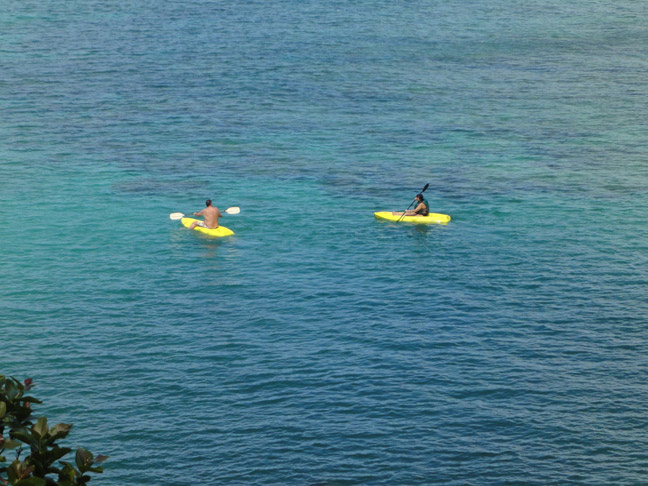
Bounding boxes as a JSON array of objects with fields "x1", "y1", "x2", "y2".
[
  {"x1": 374, "y1": 211, "x2": 451, "y2": 224},
  {"x1": 181, "y1": 218, "x2": 234, "y2": 237}
]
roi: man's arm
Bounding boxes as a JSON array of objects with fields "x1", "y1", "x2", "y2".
[
  {"x1": 405, "y1": 203, "x2": 424, "y2": 216},
  {"x1": 193, "y1": 209, "x2": 205, "y2": 216}
]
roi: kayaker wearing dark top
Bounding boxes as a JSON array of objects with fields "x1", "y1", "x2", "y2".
[
  {"x1": 392, "y1": 194, "x2": 429, "y2": 217},
  {"x1": 189, "y1": 199, "x2": 223, "y2": 229}
]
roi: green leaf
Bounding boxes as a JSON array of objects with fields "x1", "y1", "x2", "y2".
[
  {"x1": 19, "y1": 397, "x2": 42, "y2": 404},
  {"x1": 9, "y1": 377, "x2": 25, "y2": 395},
  {"x1": 10, "y1": 430, "x2": 37, "y2": 448},
  {"x1": 43, "y1": 446, "x2": 73, "y2": 465},
  {"x1": 5, "y1": 379, "x2": 20, "y2": 401},
  {"x1": 2, "y1": 438, "x2": 22, "y2": 449},
  {"x1": 7, "y1": 460, "x2": 18, "y2": 483},
  {"x1": 94, "y1": 455, "x2": 109, "y2": 464},
  {"x1": 14, "y1": 478, "x2": 47, "y2": 486},
  {"x1": 75, "y1": 448, "x2": 93, "y2": 473},
  {"x1": 33, "y1": 417, "x2": 48, "y2": 439},
  {"x1": 9, "y1": 459, "x2": 35, "y2": 481},
  {"x1": 57, "y1": 462, "x2": 76, "y2": 481},
  {"x1": 48, "y1": 423, "x2": 72, "y2": 441},
  {"x1": 0, "y1": 401, "x2": 6, "y2": 418}
]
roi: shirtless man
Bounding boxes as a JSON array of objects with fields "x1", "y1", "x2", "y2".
[{"x1": 189, "y1": 199, "x2": 223, "y2": 229}]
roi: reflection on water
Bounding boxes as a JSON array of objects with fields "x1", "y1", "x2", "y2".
[
  {"x1": 412, "y1": 225, "x2": 431, "y2": 237},
  {"x1": 199, "y1": 237, "x2": 240, "y2": 262}
]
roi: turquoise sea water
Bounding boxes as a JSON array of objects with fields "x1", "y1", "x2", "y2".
[{"x1": 2, "y1": 1, "x2": 648, "y2": 484}]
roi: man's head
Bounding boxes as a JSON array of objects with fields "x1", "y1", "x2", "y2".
[
  {"x1": 206, "y1": 199, "x2": 212, "y2": 207},
  {"x1": 416, "y1": 194, "x2": 424, "y2": 202}
]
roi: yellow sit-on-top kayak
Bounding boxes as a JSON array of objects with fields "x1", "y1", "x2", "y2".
[
  {"x1": 181, "y1": 218, "x2": 234, "y2": 237},
  {"x1": 374, "y1": 211, "x2": 451, "y2": 224}
]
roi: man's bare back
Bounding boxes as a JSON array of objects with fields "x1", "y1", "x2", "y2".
[{"x1": 190, "y1": 200, "x2": 223, "y2": 229}]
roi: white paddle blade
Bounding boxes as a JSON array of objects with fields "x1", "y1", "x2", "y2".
[
  {"x1": 225, "y1": 207, "x2": 240, "y2": 214},
  {"x1": 169, "y1": 212, "x2": 185, "y2": 220}
]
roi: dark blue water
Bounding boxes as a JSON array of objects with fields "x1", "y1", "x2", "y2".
[{"x1": 2, "y1": 1, "x2": 647, "y2": 484}]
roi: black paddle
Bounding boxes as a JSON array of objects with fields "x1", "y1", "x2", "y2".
[{"x1": 396, "y1": 183, "x2": 429, "y2": 222}]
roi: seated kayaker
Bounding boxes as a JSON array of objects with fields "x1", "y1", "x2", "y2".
[
  {"x1": 392, "y1": 194, "x2": 429, "y2": 217},
  {"x1": 190, "y1": 199, "x2": 223, "y2": 229}
]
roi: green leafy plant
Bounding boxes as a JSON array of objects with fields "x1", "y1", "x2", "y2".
[{"x1": 0, "y1": 376, "x2": 107, "y2": 486}]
